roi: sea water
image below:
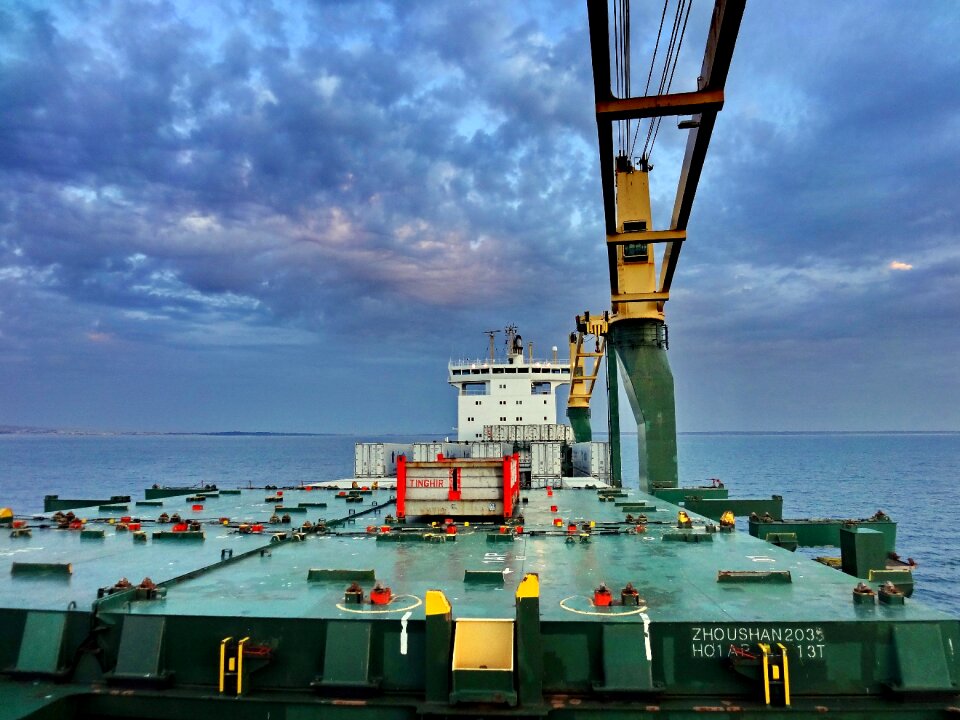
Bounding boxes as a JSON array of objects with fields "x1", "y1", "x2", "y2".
[{"x1": 1, "y1": 432, "x2": 958, "y2": 615}]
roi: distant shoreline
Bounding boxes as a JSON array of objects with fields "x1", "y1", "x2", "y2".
[{"x1": 0, "y1": 428, "x2": 335, "y2": 437}]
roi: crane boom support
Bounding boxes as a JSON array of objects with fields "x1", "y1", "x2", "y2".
[{"x1": 579, "y1": 0, "x2": 745, "y2": 490}]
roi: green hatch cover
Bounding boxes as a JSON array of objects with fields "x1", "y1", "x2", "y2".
[
  {"x1": 15, "y1": 611, "x2": 68, "y2": 676},
  {"x1": 112, "y1": 615, "x2": 167, "y2": 680},
  {"x1": 320, "y1": 621, "x2": 376, "y2": 688},
  {"x1": 890, "y1": 623, "x2": 955, "y2": 692},
  {"x1": 595, "y1": 624, "x2": 654, "y2": 692}
]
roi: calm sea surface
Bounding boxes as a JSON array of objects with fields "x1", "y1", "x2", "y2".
[{"x1": 1, "y1": 432, "x2": 958, "y2": 615}]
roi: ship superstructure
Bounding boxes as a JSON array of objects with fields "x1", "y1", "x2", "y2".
[
  {"x1": 354, "y1": 325, "x2": 604, "y2": 490},
  {"x1": 449, "y1": 326, "x2": 571, "y2": 441}
]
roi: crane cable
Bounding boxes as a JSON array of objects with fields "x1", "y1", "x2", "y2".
[
  {"x1": 612, "y1": 0, "x2": 631, "y2": 156},
  {"x1": 640, "y1": 0, "x2": 685, "y2": 160},
  {"x1": 632, "y1": 0, "x2": 693, "y2": 163},
  {"x1": 630, "y1": 0, "x2": 669, "y2": 159},
  {"x1": 623, "y1": 0, "x2": 630, "y2": 154},
  {"x1": 645, "y1": 0, "x2": 693, "y2": 160}
]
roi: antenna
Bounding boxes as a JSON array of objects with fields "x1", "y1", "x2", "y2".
[
  {"x1": 484, "y1": 329, "x2": 500, "y2": 361},
  {"x1": 505, "y1": 324, "x2": 519, "y2": 356}
]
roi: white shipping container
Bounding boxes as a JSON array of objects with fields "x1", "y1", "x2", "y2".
[
  {"x1": 517, "y1": 447, "x2": 531, "y2": 468},
  {"x1": 469, "y1": 441, "x2": 511, "y2": 459},
  {"x1": 411, "y1": 442, "x2": 434, "y2": 462},
  {"x1": 487, "y1": 425, "x2": 518, "y2": 442},
  {"x1": 445, "y1": 442, "x2": 471, "y2": 459},
  {"x1": 530, "y1": 441, "x2": 563, "y2": 478},
  {"x1": 485, "y1": 425, "x2": 502, "y2": 442},
  {"x1": 483, "y1": 423, "x2": 572, "y2": 444},
  {"x1": 353, "y1": 442, "x2": 411, "y2": 478},
  {"x1": 412, "y1": 441, "x2": 471, "y2": 462},
  {"x1": 571, "y1": 441, "x2": 610, "y2": 480}
]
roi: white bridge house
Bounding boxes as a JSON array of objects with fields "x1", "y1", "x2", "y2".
[{"x1": 449, "y1": 330, "x2": 571, "y2": 442}]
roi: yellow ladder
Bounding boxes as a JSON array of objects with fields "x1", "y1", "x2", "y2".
[
  {"x1": 218, "y1": 636, "x2": 250, "y2": 695},
  {"x1": 759, "y1": 642, "x2": 791, "y2": 706}
]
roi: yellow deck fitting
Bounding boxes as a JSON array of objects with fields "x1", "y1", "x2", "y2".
[
  {"x1": 426, "y1": 589, "x2": 452, "y2": 616},
  {"x1": 218, "y1": 636, "x2": 232, "y2": 694},
  {"x1": 759, "y1": 642, "x2": 791, "y2": 706},
  {"x1": 237, "y1": 636, "x2": 250, "y2": 695},
  {"x1": 516, "y1": 573, "x2": 540, "y2": 599}
]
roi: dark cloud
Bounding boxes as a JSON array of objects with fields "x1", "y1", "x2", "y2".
[{"x1": 0, "y1": 0, "x2": 957, "y2": 431}]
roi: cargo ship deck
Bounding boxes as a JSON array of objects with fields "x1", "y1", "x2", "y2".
[{"x1": 2, "y1": 483, "x2": 956, "y2": 718}]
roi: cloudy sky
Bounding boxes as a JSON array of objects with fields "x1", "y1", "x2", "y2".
[{"x1": 1, "y1": 1, "x2": 958, "y2": 433}]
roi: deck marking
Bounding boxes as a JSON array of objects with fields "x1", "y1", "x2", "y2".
[
  {"x1": 640, "y1": 612, "x2": 653, "y2": 660},
  {"x1": 335, "y1": 595, "x2": 422, "y2": 615},
  {"x1": 558, "y1": 595, "x2": 648, "y2": 617},
  {"x1": 400, "y1": 611, "x2": 412, "y2": 655},
  {"x1": 0, "y1": 547, "x2": 45, "y2": 557}
]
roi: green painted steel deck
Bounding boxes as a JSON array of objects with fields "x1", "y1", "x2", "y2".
[
  {"x1": 750, "y1": 516, "x2": 897, "y2": 551},
  {"x1": 2, "y1": 483, "x2": 958, "y2": 718}
]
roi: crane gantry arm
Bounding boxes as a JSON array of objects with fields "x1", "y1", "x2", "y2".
[
  {"x1": 569, "y1": 0, "x2": 745, "y2": 489},
  {"x1": 587, "y1": 0, "x2": 745, "y2": 304}
]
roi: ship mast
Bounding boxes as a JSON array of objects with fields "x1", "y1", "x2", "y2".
[{"x1": 484, "y1": 330, "x2": 500, "y2": 361}]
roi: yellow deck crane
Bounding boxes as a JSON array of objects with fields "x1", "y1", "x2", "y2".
[
  {"x1": 568, "y1": 0, "x2": 745, "y2": 490},
  {"x1": 567, "y1": 311, "x2": 609, "y2": 443}
]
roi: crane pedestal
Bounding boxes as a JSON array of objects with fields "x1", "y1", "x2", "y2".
[{"x1": 608, "y1": 319, "x2": 678, "y2": 493}]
